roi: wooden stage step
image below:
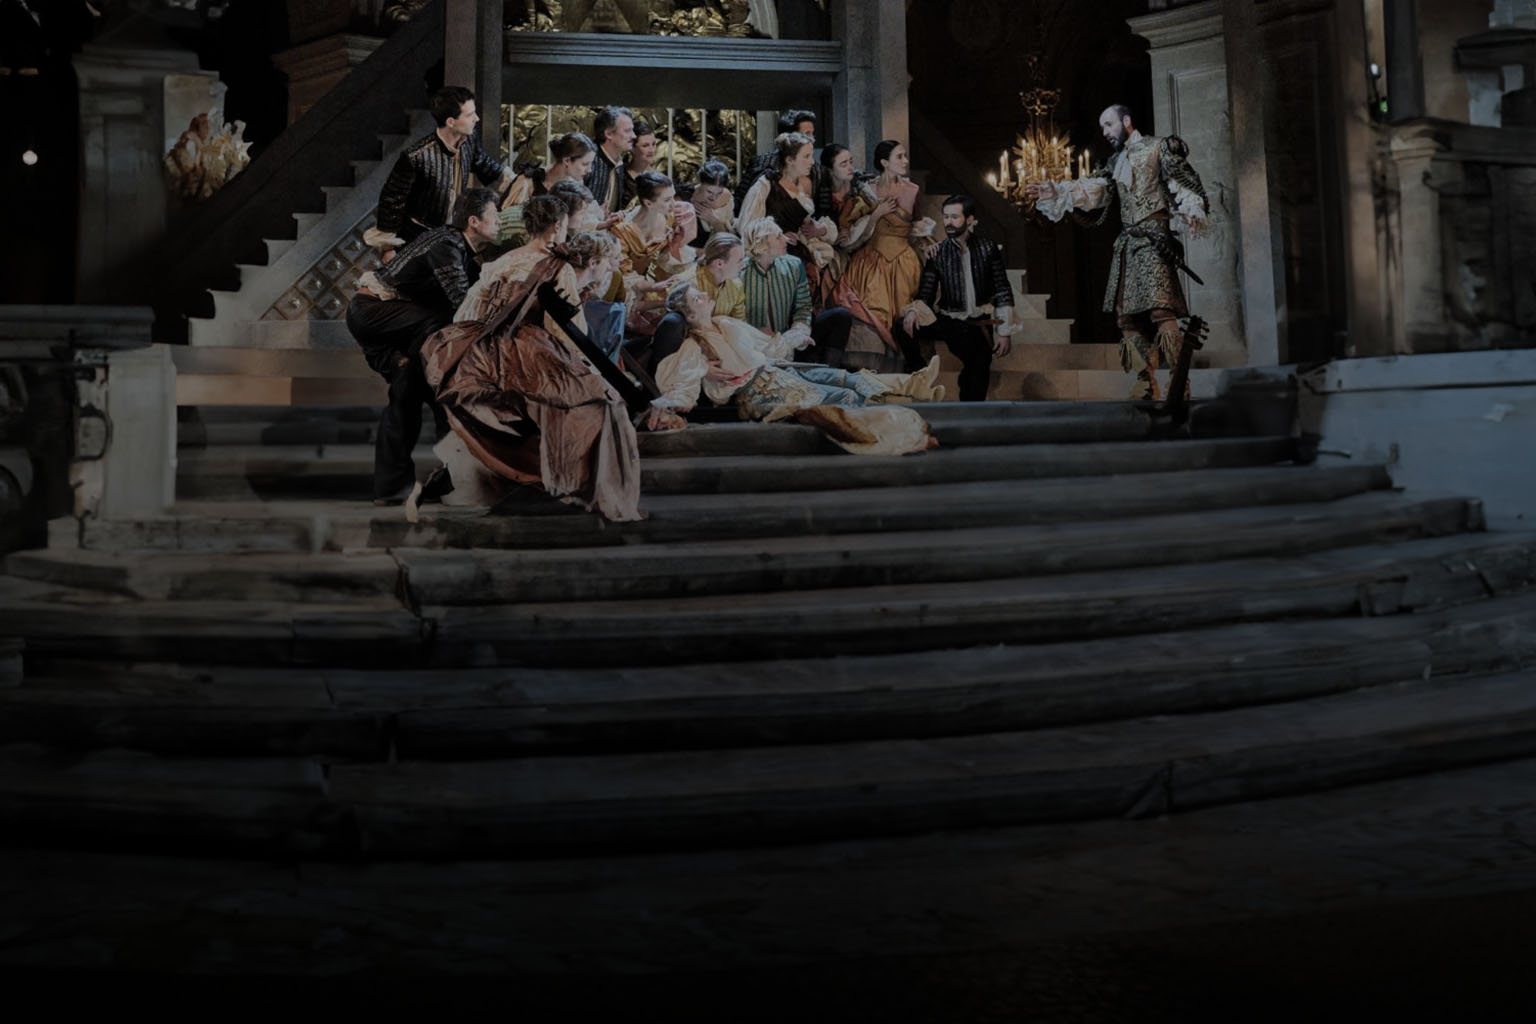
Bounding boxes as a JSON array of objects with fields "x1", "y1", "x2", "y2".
[
  {"x1": 7, "y1": 589, "x2": 1534, "y2": 760},
  {"x1": 173, "y1": 436, "x2": 1296, "y2": 500},
  {"x1": 176, "y1": 403, "x2": 1163, "y2": 452},
  {"x1": 7, "y1": 530, "x2": 1531, "y2": 668},
  {"x1": 6, "y1": 664, "x2": 1536, "y2": 859},
  {"x1": 87, "y1": 464, "x2": 1392, "y2": 554},
  {"x1": 421, "y1": 531, "x2": 1536, "y2": 667},
  {"x1": 4, "y1": 489, "x2": 1477, "y2": 610}
]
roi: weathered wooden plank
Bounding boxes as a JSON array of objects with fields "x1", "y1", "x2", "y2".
[
  {"x1": 72, "y1": 465, "x2": 1390, "y2": 553},
  {"x1": 9, "y1": 669, "x2": 1536, "y2": 861},
  {"x1": 397, "y1": 493, "x2": 1475, "y2": 606},
  {"x1": 175, "y1": 437, "x2": 1294, "y2": 499},
  {"x1": 0, "y1": 694, "x2": 389, "y2": 758},
  {"x1": 637, "y1": 437, "x2": 1295, "y2": 495},
  {"x1": 4, "y1": 550, "x2": 402, "y2": 602},
  {"x1": 328, "y1": 670, "x2": 1536, "y2": 857},
  {"x1": 5, "y1": 755, "x2": 1536, "y2": 975},
  {"x1": 389, "y1": 591, "x2": 1536, "y2": 756},
  {"x1": 378, "y1": 464, "x2": 1394, "y2": 552},
  {"x1": 0, "y1": 588, "x2": 425, "y2": 666},
  {"x1": 423, "y1": 533, "x2": 1536, "y2": 667},
  {"x1": 9, "y1": 590, "x2": 1532, "y2": 760}
]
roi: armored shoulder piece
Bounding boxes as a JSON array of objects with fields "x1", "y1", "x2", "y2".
[{"x1": 1159, "y1": 135, "x2": 1208, "y2": 213}]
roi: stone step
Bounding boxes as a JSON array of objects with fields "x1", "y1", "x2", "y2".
[
  {"x1": 292, "y1": 211, "x2": 325, "y2": 236},
  {"x1": 6, "y1": 493, "x2": 1475, "y2": 606},
  {"x1": 82, "y1": 464, "x2": 1394, "y2": 553},
  {"x1": 1008, "y1": 319, "x2": 1074, "y2": 346},
  {"x1": 173, "y1": 436, "x2": 1296, "y2": 501},
  {"x1": 263, "y1": 238, "x2": 296, "y2": 263},
  {"x1": 7, "y1": 664, "x2": 1536, "y2": 858},
  {"x1": 396, "y1": 493, "x2": 1477, "y2": 606},
  {"x1": 11, "y1": 587, "x2": 1532, "y2": 760},
  {"x1": 988, "y1": 343, "x2": 1119, "y2": 373},
  {"x1": 176, "y1": 374, "x2": 386, "y2": 407},
  {"x1": 172, "y1": 346, "x2": 377, "y2": 379},
  {"x1": 420, "y1": 532, "x2": 1536, "y2": 668}
]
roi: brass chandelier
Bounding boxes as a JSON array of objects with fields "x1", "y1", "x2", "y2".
[{"x1": 988, "y1": 62, "x2": 1091, "y2": 213}]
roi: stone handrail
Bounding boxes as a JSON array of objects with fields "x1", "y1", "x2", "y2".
[{"x1": 131, "y1": 1, "x2": 447, "y2": 340}]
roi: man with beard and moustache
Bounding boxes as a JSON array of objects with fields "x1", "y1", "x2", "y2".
[
  {"x1": 896, "y1": 195, "x2": 1015, "y2": 402},
  {"x1": 1028, "y1": 103, "x2": 1209, "y2": 400}
]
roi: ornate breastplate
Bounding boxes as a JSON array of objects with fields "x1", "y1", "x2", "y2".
[{"x1": 1114, "y1": 138, "x2": 1173, "y2": 225}]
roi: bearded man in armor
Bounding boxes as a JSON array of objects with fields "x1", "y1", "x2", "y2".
[{"x1": 1028, "y1": 104, "x2": 1210, "y2": 400}]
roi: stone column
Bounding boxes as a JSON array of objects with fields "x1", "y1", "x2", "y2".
[
  {"x1": 831, "y1": 0, "x2": 910, "y2": 163},
  {"x1": 1334, "y1": 0, "x2": 1391, "y2": 356},
  {"x1": 446, "y1": 0, "x2": 503, "y2": 152},
  {"x1": 1223, "y1": 0, "x2": 1283, "y2": 367},
  {"x1": 73, "y1": 43, "x2": 205, "y2": 303},
  {"x1": 1384, "y1": 0, "x2": 1426, "y2": 120},
  {"x1": 1386, "y1": 126, "x2": 1449, "y2": 353},
  {"x1": 1128, "y1": 1, "x2": 1246, "y2": 366}
]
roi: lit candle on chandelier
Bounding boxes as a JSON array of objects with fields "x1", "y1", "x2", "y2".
[{"x1": 999, "y1": 150, "x2": 1010, "y2": 188}]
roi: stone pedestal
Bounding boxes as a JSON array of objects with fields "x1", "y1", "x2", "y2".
[
  {"x1": 1302, "y1": 349, "x2": 1536, "y2": 528},
  {"x1": 1386, "y1": 126, "x2": 1449, "y2": 352},
  {"x1": 0, "y1": 307, "x2": 169, "y2": 553},
  {"x1": 73, "y1": 44, "x2": 206, "y2": 303},
  {"x1": 1128, "y1": 1, "x2": 1247, "y2": 366},
  {"x1": 81, "y1": 343, "x2": 177, "y2": 521}
]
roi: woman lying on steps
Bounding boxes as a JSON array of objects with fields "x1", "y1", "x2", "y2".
[{"x1": 650, "y1": 280, "x2": 943, "y2": 456}]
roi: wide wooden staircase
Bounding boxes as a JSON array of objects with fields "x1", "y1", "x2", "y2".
[{"x1": 5, "y1": 393, "x2": 1536, "y2": 1002}]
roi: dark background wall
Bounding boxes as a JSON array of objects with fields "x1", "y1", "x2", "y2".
[{"x1": 906, "y1": 0, "x2": 1156, "y2": 342}]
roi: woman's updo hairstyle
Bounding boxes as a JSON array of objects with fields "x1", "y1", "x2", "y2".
[
  {"x1": 767, "y1": 131, "x2": 813, "y2": 181},
  {"x1": 632, "y1": 170, "x2": 674, "y2": 205},
  {"x1": 551, "y1": 131, "x2": 596, "y2": 164},
  {"x1": 521, "y1": 194, "x2": 568, "y2": 239},
  {"x1": 555, "y1": 230, "x2": 620, "y2": 269},
  {"x1": 872, "y1": 139, "x2": 901, "y2": 173}
]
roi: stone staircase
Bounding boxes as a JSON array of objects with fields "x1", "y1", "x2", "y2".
[{"x1": 6, "y1": 396, "x2": 1536, "y2": 990}]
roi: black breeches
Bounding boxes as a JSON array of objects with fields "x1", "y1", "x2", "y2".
[
  {"x1": 895, "y1": 315, "x2": 993, "y2": 401},
  {"x1": 346, "y1": 296, "x2": 450, "y2": 497}
]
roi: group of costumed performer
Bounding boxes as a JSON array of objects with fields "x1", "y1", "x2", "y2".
[{"x1": 348, "y1": 89, "x2": 1210, "y2": 526}]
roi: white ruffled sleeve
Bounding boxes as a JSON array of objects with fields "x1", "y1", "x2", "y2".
[
  {"x1": 1169, "y1": 178, "x2": 1210, "y2": 232},
  {"x1": 1034, "y1": 177, "x2": 1112, "y2": 223},
  {"x1": 653, "y1": 339, "x2": 708, "y2": 411},
  {"x1": 735, "y1": 175, "x2": 772, "y2": 234}
]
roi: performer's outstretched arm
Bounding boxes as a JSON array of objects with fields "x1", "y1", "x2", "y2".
[{"x1": 1029, "y1": 175, "x2": 1113, "y2": 223}]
